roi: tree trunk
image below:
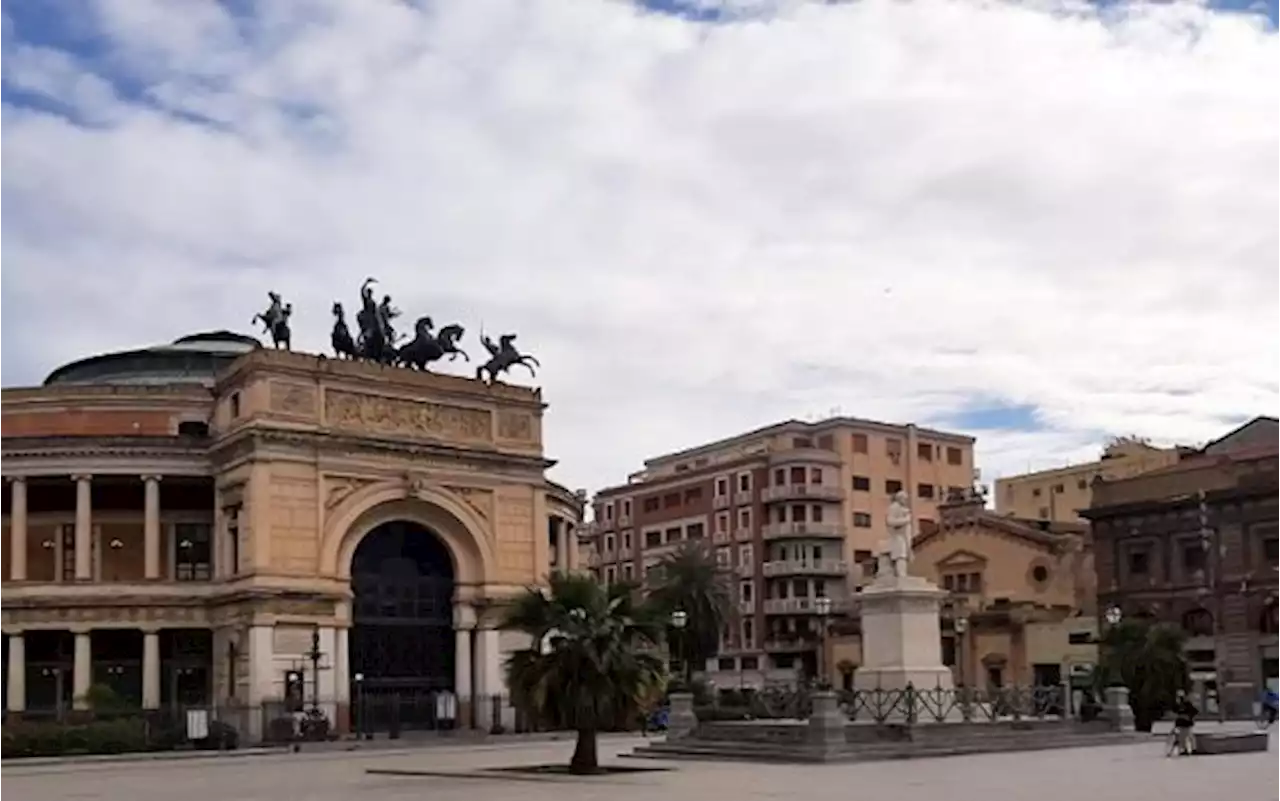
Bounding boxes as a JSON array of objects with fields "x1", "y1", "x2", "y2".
[{"x1": 569, "y1": 727, "x2": 599, "y2": 775}]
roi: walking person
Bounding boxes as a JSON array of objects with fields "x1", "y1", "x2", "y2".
[
  {"x1": 1258, "y1": 687, "x2": 1278, "y2": 730},
  {"x1": 1166, "y1": 690, "x2": 1198, "y2": 757}
]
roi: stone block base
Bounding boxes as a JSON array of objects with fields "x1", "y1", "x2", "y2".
[
  {"x1": 1194, "y1": 732, "x2": 1270, "y2": 755},
  {"x1": 853, "y1": 667, "x2": 954, "y2": 693}
]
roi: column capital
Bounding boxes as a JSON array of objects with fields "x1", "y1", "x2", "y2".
[
  {"x1": 141, "y1": 474, "x2": 163, "y2": 484},
  {"x1": 71, "y1": 474, "x2": 93, "y2": 484},
  {"x1": 6, "y1": 476, "x2": 27, "y2": 486},
  {"x1": 453, "y1": 603, "x2": 477, "y2": 629}
]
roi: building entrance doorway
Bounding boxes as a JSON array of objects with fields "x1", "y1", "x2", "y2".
[{"x1": 349, "y1": 520, "x2": 456, "y2": 731}]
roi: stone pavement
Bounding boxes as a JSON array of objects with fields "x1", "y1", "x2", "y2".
[{"x1": 3, "y1": 731, "x2": 1275, "y2": 801}]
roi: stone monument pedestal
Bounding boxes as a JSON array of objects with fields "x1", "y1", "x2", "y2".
[{"x1": 852, "y1": 572, "x2": 953, "y2": 692}]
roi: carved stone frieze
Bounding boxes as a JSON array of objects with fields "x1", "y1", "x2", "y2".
[
  {"x1": 324, "y1": 390, "x2": 492, "y2": 443},
  {"x1": 270, "y1": 381, "x2": 318, "y2": 417},
  {"x1": 496, "y1": 410, "x2": 535, "y2": 443},
  {"x1": 324, "y1": 476, "x2": 379, "y2": 511},
  {"x1": 447, "y1": 485, "x2": 495, "y2": 522}
]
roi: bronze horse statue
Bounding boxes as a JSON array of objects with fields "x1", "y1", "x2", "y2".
[{"x1": 477, "y1": 333, "x2": 539, "y2": 384}]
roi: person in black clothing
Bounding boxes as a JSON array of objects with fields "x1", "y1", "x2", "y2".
[{"x1": 1167, "y1": 691, "x2": 1198, "y2": 756}]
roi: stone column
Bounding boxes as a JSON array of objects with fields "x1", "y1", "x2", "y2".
[
  {"x1": 454, "y1": 604, "x2": 475, "y2": 727},
  {"x1": 553, "y1": 518, "x2": 566, "y2": 571},
  {"x1": 10, "y1": 478, "x2": 27, "y2": 581},
  {"x1": 247, "y1": 625, "x2": 275, "y2": 705},
  {"x1": 72, "y1": 631, "x2": 92, "y2": 709},
  {"x1": 142, "y1": 630, "x2": 161, "y2": 710},
  {"x1": 567, "y1": 523, "x2": 580, "y2": 571},
  {"x1": 334, "y1": 627, "x2": 350, "y2": 733},
  {"x1": 475, "y1": 627, "x2": 502, "y2": 730},
  {"x1": 73, "y1": 475, "x2": 92, "y2": 581},
  {"x1": 7, "y1": 633, "x2": 25, "y2": 713},
  {"x1": 143, "y1": 476, "x2": 162, "y2": 580}
]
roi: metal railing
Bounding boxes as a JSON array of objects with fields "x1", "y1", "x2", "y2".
[
  {"x1": 762, "y1": 522, "x2": 846, "y2": 539},
  {"x1": 839, "y1": 684, "x2": 1071, "y2": 725},
  {"x1": 762, "y1": 559, "x2": 848, "y2": 577},
  {"x1": 762, "y1": 485, "x2": 843, "y2": 503}
]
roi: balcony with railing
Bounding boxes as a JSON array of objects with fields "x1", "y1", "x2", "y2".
[
  {"x1": 617, "y1": 513, "x2": 632, "y2": 528},
  {"x1": 734, "y1": 490, "x2": 754, "y2": 506},
  {"x1": 762, "y1": 635, "x2": 820, "y2": 653},
  {"x1": 762, "y1": 484, "x2": 843, "y2": 503},
  {"x1": 762, "y1": 596, "x2": 851, "y2": 615},
  {"x1": 735, "y1": 563, "x2": 755, "y2": 578},
  {"x1": 738, "y1": 599, "x2": 756, "y2": 616},
  {"x1": 767, "y1": 447, "x2": 843, "y2": 467},
  {"x1": 761, "y1": 559, "x2": 848, "y2": 578},
  {"x1": 761, "y1": 521, "x2": 845, "y2": 540},
  {"x1": 733, "y1": 526, "x2": 754, "y2": 542},
  {"x1": 713, "y1": 494, "x2": 732, "y2": 509}
]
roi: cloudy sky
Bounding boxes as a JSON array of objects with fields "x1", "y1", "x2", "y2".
[{"x1": 2, "y1": 0, "x2": 1277, "y2": 494}]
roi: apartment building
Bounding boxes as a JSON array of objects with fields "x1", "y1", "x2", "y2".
[
  {"x1": 994, "y1": 438, "x2": 1181, "y2": 523},
  {"x1": 583, "y1": 416, "x2": 976, "y2": 685}
]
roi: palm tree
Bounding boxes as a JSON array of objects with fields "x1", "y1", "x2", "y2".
[
  {"x1": 646, "y1": 541, "x2": 734, "y2": 686},
  {"x1": 502, "y1": 572, "x2": 666, "y2": 774},
  {"x1": 1095, "y1": 618, "x2": 1189, "y2": 732}
]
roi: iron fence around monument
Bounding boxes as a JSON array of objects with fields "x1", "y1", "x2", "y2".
[{"x1": 838, "y1": 684, "x2": 1073, "y2": 725}]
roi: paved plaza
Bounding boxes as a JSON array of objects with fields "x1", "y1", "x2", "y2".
[{"x1": 4, "y1": 729, "x2": 1275, "y2": 801}]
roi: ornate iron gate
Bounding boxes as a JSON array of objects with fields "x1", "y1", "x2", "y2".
[{"x1": 349, "y1": 521, "x2": 456, "y2": 731}]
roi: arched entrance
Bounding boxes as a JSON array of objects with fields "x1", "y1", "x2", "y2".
[{"x1": 350, "y1": 520, "x2": 456, "y2": 730}]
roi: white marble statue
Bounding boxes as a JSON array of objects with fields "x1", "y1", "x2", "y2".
[{"x1": 886, "y1": 490, "x2": 914, "y2": 577}]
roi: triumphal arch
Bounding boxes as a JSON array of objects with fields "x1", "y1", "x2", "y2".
[{"x1": 2, "y1": 319, "x2": 583, "y2": 735}]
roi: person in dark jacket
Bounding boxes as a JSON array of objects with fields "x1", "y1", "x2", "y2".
[{"x1": 1167, "y1": 691, "x2": 1198, "y2": 756}]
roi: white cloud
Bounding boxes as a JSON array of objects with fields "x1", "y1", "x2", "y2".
[{"x1": 2, "y1": 0, "x2": 1276, "y2": 493}]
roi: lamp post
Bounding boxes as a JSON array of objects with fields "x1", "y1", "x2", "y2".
[
  {"x1": 1104, "y1": 605, "x2": 1122, "y2": 627},
  {"x1": 954, "y1": 615, "x2": 970, "y2": 719},
  {"x1": 670, "y1": 610, "x2": 688, "y2": 686},
  {"x1": 353, "y1": 672, "x2": 367, "y2": 740},
  {"x1": 305, "y1": 627, "x2": 323, "y2": 714},
  {"x1": 814, "y1": 596, "x2": 833, "y2": 689}
]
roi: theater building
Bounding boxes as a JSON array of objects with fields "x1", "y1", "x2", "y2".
[{"x1": 1, "y1": 332, "x2": 582, "y2": 733}]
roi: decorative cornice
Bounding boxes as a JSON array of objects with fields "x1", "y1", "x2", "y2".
[{"x1": 211, "y1": 426, "x2": 552, "y2": 473}]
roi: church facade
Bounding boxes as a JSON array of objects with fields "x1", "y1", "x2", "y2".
[{"x1": 1, "y1": 332, "x2": 583, "y2": 735}]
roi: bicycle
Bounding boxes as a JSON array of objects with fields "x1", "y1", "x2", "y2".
[{"x1": 1165, "y1": 725, "x2": 1195, "y2": 757}]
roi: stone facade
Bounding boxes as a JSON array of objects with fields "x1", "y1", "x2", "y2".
[{"x1": 1, "y1": 344, "x2": 583, "y2": 731}]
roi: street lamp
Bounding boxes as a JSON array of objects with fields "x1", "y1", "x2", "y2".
[
  {"x1": 1104, "y1": 606, "x2": 1122, "y2": 627},
  {"x1": 670, "y1": 610, "x2": 689, "y2": 686},
  {"x1": 953, "y1": 615, "x2": 971, "y2": 719},
  {"x1": 814, "y1": 596, "x2": 833, "y2": 689},
  {"x1": 353, "y1": 672, "x2": 368, "y2": 741}
]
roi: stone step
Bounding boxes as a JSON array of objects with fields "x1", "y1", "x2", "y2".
[{"x1": 629, "y1": 731, "x2": 1141, "y2": 764}]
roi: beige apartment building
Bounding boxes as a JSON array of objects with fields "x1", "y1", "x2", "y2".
[
  {"x1": 582, "y1": 416, "x2": 975, "y2": 686},
  {"x1": 994, "y1": 438, "x2": 1181, "y2": 523}
]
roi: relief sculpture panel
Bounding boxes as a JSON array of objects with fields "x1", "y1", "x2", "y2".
[
  {"x1": 270, "y1": 381, "x2": 318, "y2": 417},
  {"x1": 324, "y1": 390, "x2": 492, "y2": 443},
  {"x1": 497, "y1": 410, "x2": 536, "y2": 443}
]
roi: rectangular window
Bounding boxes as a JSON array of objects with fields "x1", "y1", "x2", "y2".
[
  {"x1": 643, "y1": 497, "x2": 660, "y2": 513},
  {"x1": 886, "y1": 438, "x2": 903, "y2": 459},
  {"x1": 622, "y1": 499, "x2": 632, "y2": 517},
  {"x1": 810, "y1": 505, "x2": 824, "y2": 523},
  {"x1": 605, "y1": 566, "x2": 616, "y2": 584},
  {"x1": 605, "y1": 503, "x2": 614, "y2": 520},
  {"x1": 737, "y1": 508, "x2": 752, "y2": 529},
  {"x1": 1052, "y1": 483, "x2": 1064, "y2": 494},
  {"x1": 946, "y1": 486, "x2": 965, "y2": 499},
  {"x1": 852, "y1": 475, "x2": 871, "y2": 491},
  {"x1": 946, "y1": 446, "x2": 963, "y2": 465},
  {"x1": 773, "y1": 468, "x2": 785, "y2": 486},
  {"x1": 943, "y1": 574, "x2": 955, "y2": 590},
  {"x1": 716, "y1": 511, "x2": 730, "y2": 533},
  {"x1": 622, "y1": 533, "x2": 632, "y2": 550},
  {"x1": 1067, "y1": 632, "x2": 1094, "y2": 645},
  {"x1": 1077, "y1": 478, "x2": 1089, "y2": 490},
  {"x1": 742, "y1": 620, "x2": 755, "y2": 648},
  {"x1": 622, "y1": 563, "x2": 634, "y2": 580},
  {"x1": 809, "y1": 468, "x2": 823, "y2": 485},
  {"x1": 853, "y1": 513, "x2": 872, "y2": 528},
  {"x1": 917, "y1": 483, "x2": 935, "y2": 499},
  {"x1": 684, "y1": 486, "x2": 702, "y2": 503},
  {"x1": 665, "y1": 527, "x2": 681, "y2": 543},
  {"x1": 716, "y1": 547, "x2": 731, "y2": 567},
  {"x1": 851, "y1": 433, "x2": 869, "y2": 454},
  {"x1": 715, "y1": 477, "x2": 729, "y2": 497},
  {"x1": 738, "y1": 472, "x2": 752, "y2": 492},
  {"x1": 885, "y1": 479, "x2": 903, "y2": 495},
  {"x1": 790, "y1": 504, "x2": 807, "y2": 523},
  {"x1": 686, "y1": 522, "x2": 705, "y2": 540},
  {"x1": 1032, "y1": 487, "x2": 1042, "y2": 497},
  {"x1": 225, "y1": 506, "x2": 241, "y2": 576},
  {"x1": 741, "y1": 655, "x2": 759, "y2": 670},
  {"x1": 645, "y1": 530, "x2": 662, "y2": 548},
  {"x1": 853, "y1": 549, "x2": 872, "y2": 563},
  {"x1": 789, "y1": 466, "x2": 806, "y2": 484},
  {"x1": 718, "y1": 657, "x2": 735, "y2": 671},
  {"x1": 604, "y1": 534, "x2": 615, "y2": 552},
  {"x1": 740, "y1": 581, "x2": 753, "y2": 602},
  {"x1": 1265, "y1": 537, "x2": 1279, "y2": 563},
  {"x1": 174, "y1": 523, "x2": 213, "y2": 581},
  {"x1": 738, "y1": 544, "x2": 753, "y2": 565},
  {"x1": 1182, "y1": 543, "x2": 1205, "y2": 571},
  {"x1": 917, "y1": 443, "x2": 933, "y2": 461},
  {"x1": 1127, "y1": 549, "x2": 1150, "y2": 575},
  {"x1": 817, "y1": 434, "x2": 834, "y2": 451}
]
